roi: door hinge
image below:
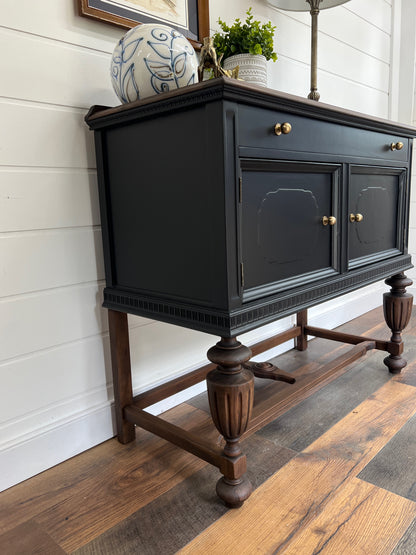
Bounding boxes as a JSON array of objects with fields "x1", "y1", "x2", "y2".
[
  {"x1": 240, "y1": 262, "x2": 245, "y2": 289},
  {"x1": 239, "y1": 177, "x2": 242, "y2": 203}
]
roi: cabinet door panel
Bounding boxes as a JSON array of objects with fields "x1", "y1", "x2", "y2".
[
  {"x1": 241, "y1": 160, "x2": 340, "y2": 301},
  {"x1": 348, "y1": 166, "x2": 405, "y2": 268}
]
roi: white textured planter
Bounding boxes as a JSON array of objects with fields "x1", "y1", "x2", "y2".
[{"x1": 223, "y1": 54, "x2": 268, "y2": 87}]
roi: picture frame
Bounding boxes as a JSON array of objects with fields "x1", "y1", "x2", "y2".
[{"x1": 78, "y1": 0, "x2": 210, "y2": 49}]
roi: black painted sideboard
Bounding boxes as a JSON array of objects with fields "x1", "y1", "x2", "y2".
[{"x1": 86, "y1": 77, "x2": 415, "y2": 507}]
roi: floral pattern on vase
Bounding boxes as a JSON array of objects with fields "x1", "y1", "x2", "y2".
[{"x1": 111, "y1": 24, "x2": 198, "y2": 103}]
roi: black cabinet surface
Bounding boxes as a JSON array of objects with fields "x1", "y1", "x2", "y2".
[
  {"x1": 241, "y1": 159, "x2": 340, "y2": 300},
  {"x1": 348, "y1": 166, "x2": 405, "y2": 268},
  {"x1": 86, "y1": 77, "x2": 414, "y2": 337},
  {"x1": 86, "y1": 77, "x2": 416, "y2": 509}
]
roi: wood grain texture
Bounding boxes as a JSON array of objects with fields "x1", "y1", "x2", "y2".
[
  {"x1": 383, "y1": 273, "x2": 414, "y2": 373},
  {"x1": 179, "y1": 380, "x2": 416, "y2": 554},
  {"x1": 0, "y1": 520, "x2": 65, "y2": 555},
  {"x1": 281, "y1": 478, "x2": 416, "y2": 554},
  {"x1": 73, "y1": 436, "x2": 295, "y2": 555},
  {"x1": 0, "y1": 404, "x2": 209, "y2": 539},
  {"x1": 391, "y1": 518, "x2": 416, "y2": 554},
  {"x1": 247, "y1": 341, "x2": 375, "y2": 436},
  {"x1": 257, "y1": 350, "x2": 391, "y2": 452},
  {"x1": 3, "y1": 308, "x2": 416, "y2": 554},
  {"x1": 358, "y1": 410, "x2": 416, "y2": 501},
  {"x1": 33, "y1": 405, "x2": 213, "y2": 552},
  {"x1": 392, "y1": 334, "x2": 416, "y2": 387},
  {"x1": 108, "y1": 310, "x2": 135, "y2": 443}
]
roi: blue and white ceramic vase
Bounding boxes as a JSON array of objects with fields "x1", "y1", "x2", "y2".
[{"x1": 111, "y1": 24, "x2": 198, "y2": 103}]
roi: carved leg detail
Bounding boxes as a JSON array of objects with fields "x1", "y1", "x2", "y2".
[
  {"x1": 383, "y1": 273, "x2": 413, "y2": 374},
  {"x1": 206, "y1": 337, "x2": 254, "y2": 508},
  {"x1": 243, "y1": 361, "x2": 296, "y2": 384}
]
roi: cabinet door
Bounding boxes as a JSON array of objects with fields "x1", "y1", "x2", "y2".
[
  {"x1": 240, "y1": 160, "x2": 340, "y2": 301},
  {"x1": 348, "y1": 166, "x2": 406, "y2": 269}
]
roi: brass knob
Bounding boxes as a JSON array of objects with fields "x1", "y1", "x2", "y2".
[
  {"x1": 350, "y1": 213, "x2": 364, "y2": 222},
  {"x1": 322, "y1": 216, "x2": 336, "y2": 226},
  {"x1": 274, "y1": 122, "x2": 292, "y2": 136},
  {"x1": 390, "y1": 141, "x2": 404, "y2": 151}
]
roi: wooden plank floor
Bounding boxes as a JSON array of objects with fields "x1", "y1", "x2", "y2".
[{"x1": 2, "y1": 306, "x2": 416, "y2": 554}]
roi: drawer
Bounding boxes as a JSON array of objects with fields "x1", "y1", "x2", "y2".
[{"x1": 237, "y1": 104, "x2": 409, "y2": 162}]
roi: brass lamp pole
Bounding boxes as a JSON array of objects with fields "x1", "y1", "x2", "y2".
[{"x1": 267, "y1": 0, "x2": 350, "y2": 100}]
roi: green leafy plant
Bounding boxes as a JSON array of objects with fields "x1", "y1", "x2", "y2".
[{"x1": 212, "y1": 8, "x2": 277, "y2": 63}]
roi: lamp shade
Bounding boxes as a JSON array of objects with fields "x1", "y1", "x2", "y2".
[{"x1": 268, "y1": 0, "x2": 349, "y2": 10}]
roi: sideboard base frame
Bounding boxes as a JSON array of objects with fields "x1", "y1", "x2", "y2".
[{"x1": 108, "y1": 273, "x2": 413, "y2": 507}]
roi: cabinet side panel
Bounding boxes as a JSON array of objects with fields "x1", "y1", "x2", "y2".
[{"x1": 103, "y1": 105, "x2": 226, "y2": 308}]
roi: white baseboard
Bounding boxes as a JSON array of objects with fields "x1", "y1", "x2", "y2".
[
  {"x1": 0, "y1": 281, "x2": 402, "y2": 492},
  {"x1": 0, "y1": 404, "x2": 116, "y2": 492}
]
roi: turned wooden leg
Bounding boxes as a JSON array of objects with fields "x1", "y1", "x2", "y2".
[
  {"x1": 108, "y1": 309, "x2": 136, "y2": 443},
  {"x1": 383, "y1": 273, "x2": 413, "y2": 374},
  {"x1": 296, "y1": 309, "x2": 308, "y2": 351},
  {"x1": 206, "y1": 337, "x2": 254, "y2": 508}
]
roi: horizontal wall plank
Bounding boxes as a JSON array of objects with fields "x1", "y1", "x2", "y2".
[
  {"x1": 0, "y1": 168, "x2": 100, "y2": 232},
  {"x1": 0, "y1": 283, "x2": 107, "y2": 361},
  {"x1": 0, "y1": 228, "x2": 104, "y2": 298},
  {"x1": 274, "y1": 8, "x2": 390, "y2": 65},
  {"x1": 0, "y1": 310, "x2": 295, "y2": 449},
  {"x1": 0, "y1": 0, "x2": 123, "y2": 54},
  {"x1": 315, "y1": 8, "x2": 390, "y2": 62},
  {"x1": 0, "y1": 100, "x2": 95, "y2": 168},
  {"x1": 0, "y1": 27, "x2": 117, "y2": 109},
  {"x1": 345, "y1": 0, "x2": 392, "y2": 34},
  {"x1": 0, "y1": 316, "x2": 154, "y2": 433},
  {"x1": 0, "y1": 335, "x2": 110, "y2": 439},
  {"x1": 269, "y1": 57, "x2": 389, "y2": 117},
  {"x1": 211, "y1": 3, "x2": 390, "y2": 84}
]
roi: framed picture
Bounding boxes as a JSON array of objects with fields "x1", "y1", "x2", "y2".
[{"x1": 78, "y1": 0, "x2": 210, "y2": 49}]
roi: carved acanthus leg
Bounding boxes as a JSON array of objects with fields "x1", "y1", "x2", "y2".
[
  {"x1": 206, "y1": 337, "x2": 254, "y2": 508},
  {"x1": 383, "y1": 273, "x2": 413, "y2": 373}
]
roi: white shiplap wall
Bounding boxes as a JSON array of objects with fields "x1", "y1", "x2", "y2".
[{"x1": 1, "y1": 0, "x2": 413, "y2": 491}]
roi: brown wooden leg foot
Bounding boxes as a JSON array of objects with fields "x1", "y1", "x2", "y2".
[
  {"x1": 383, "y1": 273, "x2": 413, "y2": 374},
  {"x1": 108, "y1": 309, "x2": 136, "y2": 443},
  {"x1": 296, "y1": 309, "x2": 308, "y2": 351},
  {"x1": 206, "y1": 337, "x2": 254, "y2": 507},
  {"x1": 216, "y1": 476, "x2": 253, "y2": 509}
]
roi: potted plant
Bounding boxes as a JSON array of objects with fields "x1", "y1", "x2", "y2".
[{"x1": 212, "y1": 8, "x2": 277, "y2": 87}]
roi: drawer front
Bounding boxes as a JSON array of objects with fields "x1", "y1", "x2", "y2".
[
  {"x1": 348, "y1": 166, "x2": 406, "y2": 268},
  {"x1": 241, "y1": 160, "x2": 340, "y2": 301},
  {"x1": 238, "y1": 105, "x2": 409, "y2": 163}
]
